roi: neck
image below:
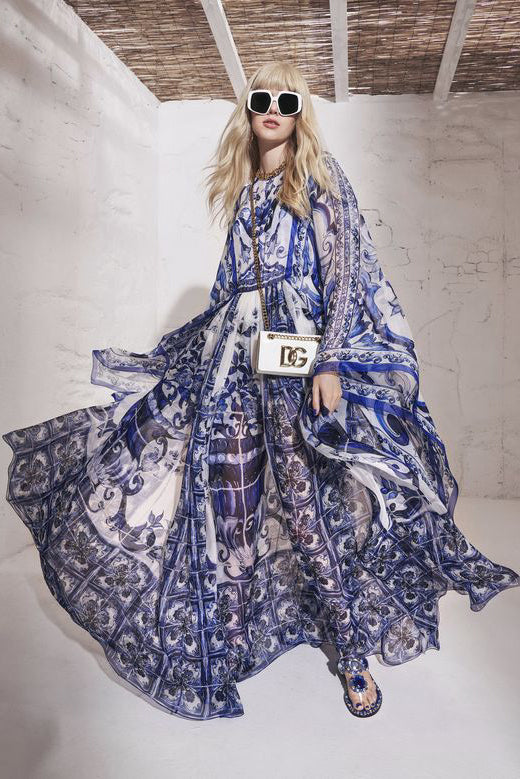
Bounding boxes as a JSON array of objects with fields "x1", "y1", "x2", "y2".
[{"x1": 257, "y1": 140, "x2": 289, "y2": 174}]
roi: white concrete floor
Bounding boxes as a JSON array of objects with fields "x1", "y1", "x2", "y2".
[{"x1": 1, "y1": 497, "x2": 519, "y2": 779}]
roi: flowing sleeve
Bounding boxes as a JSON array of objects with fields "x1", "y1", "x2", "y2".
[
  {"x1": 310, "y1": 152, "x2": 360, "y2": 377},
  {"x1": 298, "y1": 152, "x2": 458, "y2": 531},
  {"x1": 91, "y1": 217, "x2": 238, "y2": 403}
]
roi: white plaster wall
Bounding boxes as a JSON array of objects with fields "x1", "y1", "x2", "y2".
[
  {"x1": 157, "y1": 99, "x2": 232, "y2": 331},
  {"x1": 0, "y1": 0, "x2": 159, "y2": 555},
  {"x1": 158, "y1": 91, "x2": 520, "y2": 500}
]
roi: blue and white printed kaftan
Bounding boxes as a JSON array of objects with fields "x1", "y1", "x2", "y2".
[{"x1": 3, "y1": 151, "x2": 519, "y2": 721}]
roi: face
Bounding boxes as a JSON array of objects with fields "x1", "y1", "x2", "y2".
[{"x1": 249, "y1": 90, "x2": 298, "y2": 146}]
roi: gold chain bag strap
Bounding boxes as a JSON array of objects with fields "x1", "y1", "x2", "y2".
[{"x1": 249, "y1": 164, "x2": 321, "y2": 377}]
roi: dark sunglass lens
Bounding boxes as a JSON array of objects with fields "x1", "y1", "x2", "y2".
[
  {"x1": 250, "y1": 91, "x2": 271, "y2": 114},
  {"x1": 278, "y1": 92, "x2": 299, "y2": 115}
]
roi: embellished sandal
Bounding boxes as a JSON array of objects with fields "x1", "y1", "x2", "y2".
[{"x1": 338, "y1": 656, "x2": 383, "y2": 718}]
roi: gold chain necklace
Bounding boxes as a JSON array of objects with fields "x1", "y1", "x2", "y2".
[
  {"x1": 254, "y1": 159, "x2": 287, "y2": 180},
  {"x1": 249, "y1": 172, "x2": 271, "y2": 330}
]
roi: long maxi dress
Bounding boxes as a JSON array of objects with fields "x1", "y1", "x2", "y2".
[{"x1": 3, "y1": 151, "x2": 520, "y2": 721}]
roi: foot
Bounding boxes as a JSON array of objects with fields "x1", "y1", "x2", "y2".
[
  {"x1": 339, "y1": 656, "x2": 379, "y2": 713},
  {"x1": 344, "y1": 668, "x2": 379, "y2": 712}
]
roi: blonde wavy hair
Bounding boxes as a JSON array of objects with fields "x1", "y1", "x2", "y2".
[{"x1": 203, "y1": 61, "x2": 338, "y2": 231}]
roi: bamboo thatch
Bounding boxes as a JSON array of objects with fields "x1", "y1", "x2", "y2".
[
  {"x1": 453, "y1": 0, "x2": 520, "y2": 92},
  {"x1": 64, "y1": 1, "x2": 520, "y2": 101}
]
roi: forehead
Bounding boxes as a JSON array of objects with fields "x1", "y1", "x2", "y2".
[{"x1": 255, "y1": 77, "x2": 295, "y2": 92}]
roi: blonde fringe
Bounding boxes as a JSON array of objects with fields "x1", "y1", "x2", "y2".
[{"x1": 202, "y1": 61, "x2": 339, "y2": 232}]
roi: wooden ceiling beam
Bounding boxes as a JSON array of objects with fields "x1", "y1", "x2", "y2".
[
  {"x1": 434, "y1": 0, "x2": 476, "y2": 102},
  {"x1": 200, "y1": 0, "x2": 246, "y2": 100},
  {"x1": 329, "y1": 0, "x2": 349, "y2": 101}
]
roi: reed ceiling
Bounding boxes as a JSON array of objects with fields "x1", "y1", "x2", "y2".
[{"x1": 64, "y1": 0, "x2": 520, "y2": 102}]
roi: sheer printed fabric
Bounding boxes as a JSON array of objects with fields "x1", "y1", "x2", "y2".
[{"x1": 3, "y1": 151, "x2": 519, "y2": 721}]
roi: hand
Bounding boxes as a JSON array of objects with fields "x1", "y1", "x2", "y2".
[{"x1": 312, "y1": 372, "x2": 341, "y2": 415}]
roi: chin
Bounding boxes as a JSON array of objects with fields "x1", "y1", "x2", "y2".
[{"x1": 259, "y1": 130, "x2": 282, "y2": 141}]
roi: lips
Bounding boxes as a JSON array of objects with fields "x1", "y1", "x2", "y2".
[{"x1": 263, "y1": 119, "x2": 279, "y2": 127}]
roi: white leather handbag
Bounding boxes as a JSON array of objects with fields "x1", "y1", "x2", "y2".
[
  {"x1": 249, "y1": 168, "x2": 321, "y2": 377},
  {"x1": 253, "y1": 330, "x2": 321, "y2": 376}
]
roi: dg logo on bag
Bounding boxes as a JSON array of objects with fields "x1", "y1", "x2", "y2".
[
  {"x1": 255, "y1": 330, "x2": 321, "y2": 376},
  {"x1": 279, "y1": 345, "x2": 308, "y2": 368}
]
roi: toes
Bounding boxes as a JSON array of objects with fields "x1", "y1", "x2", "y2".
[
  {"x1": 347, "y1": 686, "x2": 367, "y2": 710},
  {"x1": 343, "y1": 667, "x2": 380, "y2": 714},
  {"x1": 351, "y1": 689, "x2": 370, "y2": 710}
]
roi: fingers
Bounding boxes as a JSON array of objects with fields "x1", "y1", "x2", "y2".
[
  {"x1": 311, "y1": 375, "x2": 342, "y2": 414},
  {"x1": 312, "y1": 380, "x2": 320, "y2": 414}
]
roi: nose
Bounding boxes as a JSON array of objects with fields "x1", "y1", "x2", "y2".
[{"x1": 269, "y1": 98, "x2": 279, "y2": 114}]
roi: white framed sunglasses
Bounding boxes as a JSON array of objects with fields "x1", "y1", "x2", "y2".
[{"x1": 247, "y1": 89, "x2": 302, "y2": 117}]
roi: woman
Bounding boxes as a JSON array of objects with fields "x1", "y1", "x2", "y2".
[{"x1": 3, "y1": 62, "x2": 519, "y2": 721}]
